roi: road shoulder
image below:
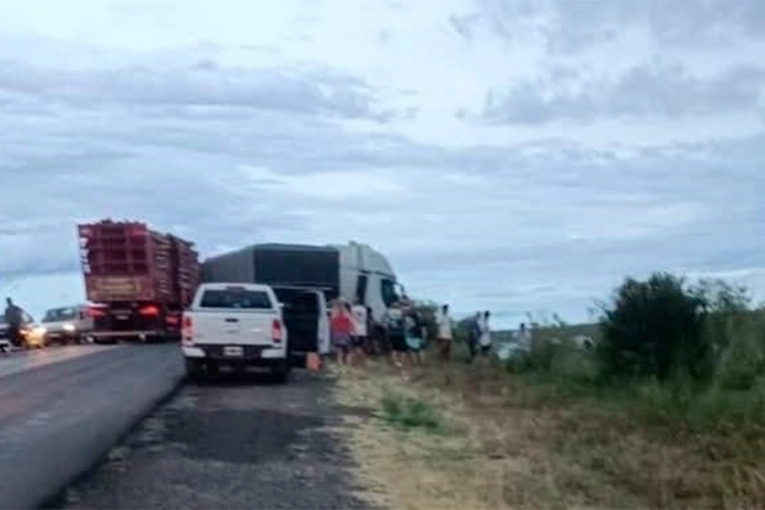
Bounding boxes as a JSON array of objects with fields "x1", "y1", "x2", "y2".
[{"x1": 59, "y1": 370, "x2": 377, "y2": 510}]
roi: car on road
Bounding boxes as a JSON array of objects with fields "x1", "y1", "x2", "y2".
[
  {"x1": 40, "y1": 305, "x2": 94, "y2": 345},
  {"x1": 181, "y1": 282, "x2": 290, "y2": 382}
]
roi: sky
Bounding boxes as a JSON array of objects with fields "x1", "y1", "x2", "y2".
[{"x1": 1, "y1": 0, "x2": 764, "y2": 327}]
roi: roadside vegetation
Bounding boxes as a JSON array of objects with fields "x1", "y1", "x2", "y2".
[{"x1": 333, "y1": 272, "x2": 765, "y2": 509}]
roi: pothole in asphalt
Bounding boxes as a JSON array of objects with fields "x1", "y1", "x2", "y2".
[{"x1": 164, "y1": 409, "x2": 323, "y2": 464}]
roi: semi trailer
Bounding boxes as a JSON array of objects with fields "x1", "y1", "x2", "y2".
[{"x1": 78, "y1": 219, "x2": 201, "y2": 343}]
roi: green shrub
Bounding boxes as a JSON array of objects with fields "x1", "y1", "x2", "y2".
[
  {"x1": 634, "y1": 378, "x2": 765, "y2": 431},
  {"x1": 380, "y1": 393, "x2": 443, "y2": 432},
  {"x1": 713, "y1": 313, "x2": 765, "y2": 390},
  {"x1": 598, "y1": 273, "x2": 712, "y2": 381},
  {"x1": 506, "y1": 336, "x2": 598, "y2": 384}
]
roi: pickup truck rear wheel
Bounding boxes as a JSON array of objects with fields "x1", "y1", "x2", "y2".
[
  {"x1": 271, "y1": 362, "x2": 291, "y2": 384},
  {"x1": 185, "y1": 359, "x2": 203, "y2": 382}
]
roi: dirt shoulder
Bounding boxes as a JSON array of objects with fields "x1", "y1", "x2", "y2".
[{"x1": 332, "y1": 357, "x2": 765, "y2": 509}]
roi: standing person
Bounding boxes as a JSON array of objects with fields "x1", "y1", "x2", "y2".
[
  {"x1": 350, "y1": 299, "x2": 369, "y2": 367},
  {"x1": 404, "y1": 308, "x2": 425, "y2": 366},
  {"x1": 466, "y1": 311, "x2": 481, "y2": 363},
  {"x1": 479, "y1": 311, "x2": 492, "y2": 356},
  {"x1": 330, "y1": 300, "x2": 354, "y2": 367},
  {"x1": 364, "y1": 305, "x2": 377, "y2": 356},
  {"x1": 383, "y1": 301, "x2": 408, "y2": 369},
  {"x1": 516, "y1": 322, "x2": 532, "y2": 350},
  {"x1": 435, "y1": 304, "x2": 454, "y2": 361},
  {"x1": 4, "y1": 297, "x2": 24, "y2": 349}
]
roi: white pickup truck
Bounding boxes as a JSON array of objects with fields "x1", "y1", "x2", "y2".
[{"x1": 181, "y1": 283, "x2": 290, "y2": 382}]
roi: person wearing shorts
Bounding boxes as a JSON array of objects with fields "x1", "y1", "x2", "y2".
[
  {"x1": 350, "y1": 300, "x2": 369, "y2": 366},
  {"x1": 435, "y1": 304, "x2": 454, "y2": 361},
  {"x1": 478, "y1": 310, "x2": 492, "y2": 356},
  {"x1": 383, "y1": 302, "x2": 408, "y2": 368},
  {"x1": 330, "y1": 301, "x2": 354, "y2": 366},
  {"x1": 405, "y1": 309, "x2": 424, "y2": 365}
]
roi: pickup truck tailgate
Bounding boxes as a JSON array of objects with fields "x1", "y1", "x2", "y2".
[{"x1": 191, "y1": 310, "x2": 278, "y2": 346}]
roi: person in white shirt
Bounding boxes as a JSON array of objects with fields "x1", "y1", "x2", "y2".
[
  {"x1": 478, "y1": 311, "x2": 492, "y2": 355},
  {"x1": 516, "y1": 322, "x2": 532, "y2": 350},
  {"x1": 350, "y1": 299, "x2": 368, "y2": 366},
  {"x1": 435, "y1": 304, "x2": 453, "y2": 361}
]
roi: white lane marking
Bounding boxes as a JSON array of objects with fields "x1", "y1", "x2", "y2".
[{"x1": 0, "y1": 345, "x2": 122, "y2": 380}]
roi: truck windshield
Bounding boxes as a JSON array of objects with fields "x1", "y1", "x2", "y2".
[{"x1": 199, "y1": 289, "x2": 273, "y2": 309}]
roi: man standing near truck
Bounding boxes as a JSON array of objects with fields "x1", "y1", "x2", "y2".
[
  {"x1": 350, "y1": 299, "x2": 369, "y2": 367},
  {"x1": 4, "y1": 297, "x2": 24, "y2": 348},
  {"x1": 435, "y1": 304, "x2": 454, "y2": 361}
]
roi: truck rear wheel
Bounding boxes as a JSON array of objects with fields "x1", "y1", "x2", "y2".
[
  {"x1": 185, "y1": 359, "x2": 203, "y2": 382},
  {"x1": 271, "y1": 362, "x2": 291, "y2": 384}
]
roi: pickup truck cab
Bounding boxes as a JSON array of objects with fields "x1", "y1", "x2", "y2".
[{"x1": 181, "y1": 283, "x2": 290, "y2": 382}]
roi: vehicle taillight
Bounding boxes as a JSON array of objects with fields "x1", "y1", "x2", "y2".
[
  {"x1": 271, "y1": 319, "x2": 283, "y2": 344},
  {"x1": 139, "y1": 305, "x2": 160, "y2": 317},
  {"x1": 89, "y1": 307, "x2": 106, "y2": 318},
  {"x1": 182, "y1": 314, "x2": 193, "y2": 344}
]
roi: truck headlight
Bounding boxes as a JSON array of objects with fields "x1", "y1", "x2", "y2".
[
  {"x1": 33, "y1": 326, "x2": 47, "y2": 335},
  {"x1": 63, "y1": 323, "x2": 76, "y2": 332}
]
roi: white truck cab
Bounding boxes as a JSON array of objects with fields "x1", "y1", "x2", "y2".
[{"x1": 181, "y1": 283, "x2": 290, "y2": 382}]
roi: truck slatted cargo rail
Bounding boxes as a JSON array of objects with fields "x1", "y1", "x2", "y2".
[{"x1": 77, "y1": 219, "x2": 201, "y2": 343}]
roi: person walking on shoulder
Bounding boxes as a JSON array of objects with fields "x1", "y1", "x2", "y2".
[
  {"x1": 478, "y1": 311, "x2": 492, "y2": 356},
  {"x1": 405, "y1": 308, "x2": 425, "y2": 366},
  {"x1": 383, "y1": 301, "x2": 408, "y2": 369},
  {"x1": 435, "y1": 304, "x2": 453, "y2": 361},
  {"x1": 466, "y1": 311, "x2": 481, "y2": 363},
  {"x1": 330, "y1": 300, "x2": 354, "y2": 367},
  {"x1": 350, "y1": 299, "x2": 369, "y2": 367}
]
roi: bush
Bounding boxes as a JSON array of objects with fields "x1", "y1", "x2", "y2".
[
  {"x1": 379, "y1": 393, "x2": 444, "y2": 432},
  {"x1": 713, "y1": 313, "x2": 765, "y2": 390},
  {"x1": 505, "y1": 315, "x2": 599, "y2": 384},
  {"x1": 598, "y1": 273, "x2": 712, "y2": 381}
]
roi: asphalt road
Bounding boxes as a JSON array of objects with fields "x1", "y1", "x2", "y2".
[
  {"x1": 0, "y1": 344, "x2": 184, "y2": 509},
  {"x1": 56, "y1": 371, "x2": 373, "y2": 510}
]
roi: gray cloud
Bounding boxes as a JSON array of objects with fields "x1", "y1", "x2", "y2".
[
  {"x1": 481, "y1": 63, "x2": 765, "y2": 124},
  {"x1": 477, "y1": 0, "x2": 765, "y2": 54},
  {"x1": 0, "y1": 58, "x2": 390, "y2": 121}
]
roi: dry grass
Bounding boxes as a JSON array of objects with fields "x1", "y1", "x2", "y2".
[{"x1": 331, "y1": 358, "x2": 765, "y2": 510}]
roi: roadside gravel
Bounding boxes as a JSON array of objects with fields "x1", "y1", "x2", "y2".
[{"x1": 55, "y1": 371, "x2": 375, "y2": 510}]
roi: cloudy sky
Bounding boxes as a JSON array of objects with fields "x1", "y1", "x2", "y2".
[{"x1": 1, "y1": 0, "x2": 764, "y2": 327}]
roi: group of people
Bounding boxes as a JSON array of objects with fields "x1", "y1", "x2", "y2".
[
  {"x1": 328, "y1": 297, "x2": 494, "y2": 369},
  {"x1": 434, "y1": 306, "x2": 493, "y2": 363},
  {"x1": 328, "y1": 296, "x2": 429, "y2": 369}
]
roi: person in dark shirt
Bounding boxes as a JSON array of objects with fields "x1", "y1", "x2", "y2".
[
  {"x1": 466, "y1": 311, "x2": 481, "y2": 364},
  {"x1": 404, "y1": 308, "x2": 425, "y2": 366},
  {"x1": 383, "y1": 301, "x2": 408, "y2": 368},
  {"x1": 4, "y1": 297, "x2": 25, "y2": 348}
]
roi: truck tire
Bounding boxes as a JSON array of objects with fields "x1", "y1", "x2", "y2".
[
  {"x1": 271, "y1": 361, "x2": 291, "y2": 384},
  {"x1": 185, "y1": 359, "x2": 203, "y2": 382}
]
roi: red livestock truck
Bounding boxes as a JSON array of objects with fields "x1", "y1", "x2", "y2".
[{"x1": 77, "y1": 219, "x2": 201, "y2": 343}]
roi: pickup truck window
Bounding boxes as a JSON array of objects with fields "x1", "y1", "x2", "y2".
[{"x1": 199, "y1": 289, "x2": 273, "y2": 309}]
